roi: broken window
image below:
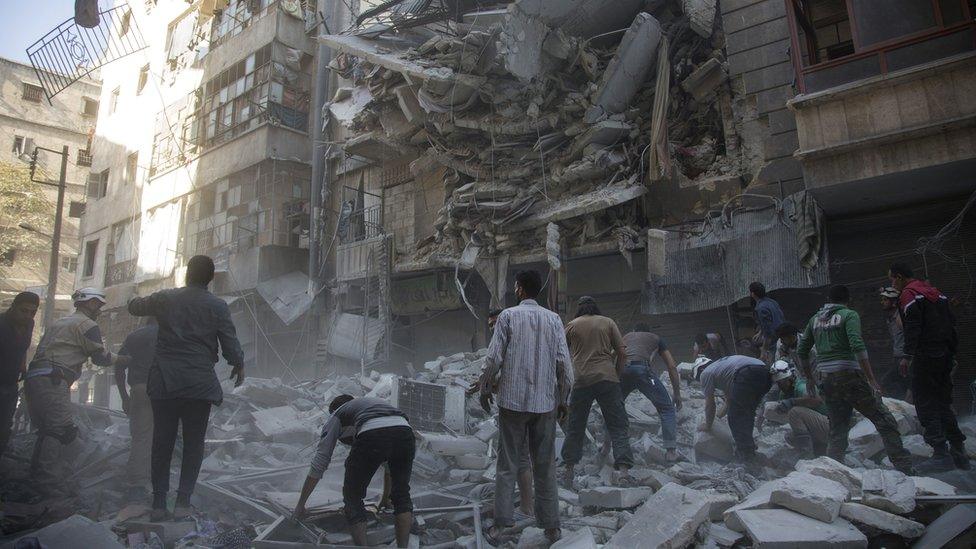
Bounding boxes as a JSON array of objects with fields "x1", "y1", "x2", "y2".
[
  {"x1": 210, "y1": 0, "x2": 275, "y2": 51},
  {"x1": 83, "y1": 97, "x2": 99, "y2": 116},
  {"x1": 87, "y1": 169, "x2": 109, "y2": 199},
  {"x1": 22, "y1": 83, "x2": 43, "y2": 102},
  {"x1": 77, "y1": 148, "x2": 93, "y2": 167},
  {"x1": 125, "y1": 152, "x2": 139, "y2": 185},
  {"x1": 60, "y1": 255, "x2": 78, "y2": 273},
  {"x1": 11, "y1": 136, "x2": 24, "y2": 155},
  {"x1": 82, "y1": 239, "x2": 98, "y2": 277}
]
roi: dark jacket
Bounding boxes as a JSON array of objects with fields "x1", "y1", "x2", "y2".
[
  {"x1": 128, "y1": 283, "x2": 244, "y2": 404},
  {"x1": 0, "y1": 312, "x2": 33, "y2": 385},
  {"x1": 898, "y1": 279, "x2": 957, "y2": 358},
  {"x1": 755, "y1": 296, "x2": 786, "y2": 348}
]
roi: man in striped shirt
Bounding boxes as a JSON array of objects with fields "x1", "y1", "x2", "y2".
[{"x1": 480, "y1": 270, "x2": 573, "y2": 545}]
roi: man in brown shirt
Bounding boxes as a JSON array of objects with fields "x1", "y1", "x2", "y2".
[{"x1": 561, "y1": 296, "x2": 633, "y2": 488}]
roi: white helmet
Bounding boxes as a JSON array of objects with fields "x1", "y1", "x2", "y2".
[
  {"x1": 770, "y1": 360, "x2": 794, "y2": 382},
  {"x1": 693, "y1": 355, "x2": 713, "y2": 381},
  {"x1": 72, "y1": 287, "x2": 107, "y2": 305}
]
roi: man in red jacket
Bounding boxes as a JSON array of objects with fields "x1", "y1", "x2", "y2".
[{"x1": 889, "y1": 263, "x2": 969, "y2": 472}]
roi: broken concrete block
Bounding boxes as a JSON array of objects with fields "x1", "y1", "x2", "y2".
[
  {"x1": 7, "y1": 515, "x2": 125, "y2": 548},
  {"x1": 605, "y1": 483, "x2": 710, "y2": 549},
  {"x1": 902, "y1": 434, "x2": 934, "y2": 458},
  {"x1": 394, "y1": 85, "x2": 426, "y2": 126},
  {"x1": 861, "y1": 469, "x2": 915, "y2": 515},
  {"x1": 770, "y1": 471, "x2": 849, "y2": 523},
  {"x1": 794, "y1": 456, "x2": 863, "y2": 495},
  {"x1": 734, "y1": 508, "x2": 867, "y2": 548},
  {"x1": 455, "y1": 454, "x2": 491, "y2": 469},
  {"x1": 516, "y1": 527, "x2": 548, "y2": 549},
  {"x1": 473, "y1": 421, "x2": 499, "y2": 442},
  {"x1": 911, "y1": 475, "x2": 957, "y2": 496},
  {"x1": 579, "y1": 486, "x2": 652, "y2": 509},
  {"x1": 586, "y1": 13, "x2": 662, "y2": 123},
  {"x1": 724, "y1": 479, "x2": 786, "y2": 532},
  {"x1": 704, "y1": 491, "x2": 739, "y2": 521},
  {"x1": 706, "y1": 522, "x2": 744, "y2": 547},
  {"x1": 682, "y1": 0, "x2": 717, "y2": 38},
  {"x1": 839, "y1": 502, "x2": 925, "y2": 539},
  {"x1": 422, "y1": 434, "x2": 488, "y2": 456},
  {"x1": 681, "y1": 57, "x2": 728, "y2": 101},
  {"x1": 550, "y1": 527, "x2": 597, "y2": 549},
  {"x1": 912, "y1": 503, "x2": 976, "y2": 548},
  {"x1": 694, "y1": 418, "x2": 735, "y2": 462}
]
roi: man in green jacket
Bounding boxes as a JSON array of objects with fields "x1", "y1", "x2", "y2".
[{"x1": 798, "y1": 285, "x2": 915, "y2": 475}]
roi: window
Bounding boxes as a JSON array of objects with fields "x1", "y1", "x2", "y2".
[
  {"x1": 60, "y1": 256, "x2": 78, "y2": 273},
  {"x1": 109, "y1": 87, "x2": 120, "y2": 114},
  {"x1": 125, "y1": 152, "x2": 139, "y2": 184},
  {"x1": 137, "y1": 65, "x2": 149, "y2": 95},
  {"x1": 0, "y1": 249, "x2": 15, "y2": 267},
  {"x1": 87, "y1": 169, "x2": 109, "y2": 199},
  {"x1": 83, "y1": 97, "x2": 99, "y2": 116},
  {"x1": 12, "y1": 136, "x2": 24, "y2": 155},
  {"x1": 82, "y1": 240, "x2": 98, "y2": 277},
  {"x1": 77, "y1": 149, "x2": 93, "y2": 167},
  {"x1": 22, "y1": 83, "x2": 43, "y2": 102},
  {"x1": 68, "y1": 201, "x2": 86, "y2": 218}
]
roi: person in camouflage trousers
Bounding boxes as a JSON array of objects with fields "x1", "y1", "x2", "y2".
[{"x1": 798, "y1": 285, "x2": 914, "y2": 475}]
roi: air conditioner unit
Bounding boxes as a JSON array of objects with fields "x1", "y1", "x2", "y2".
[{"x1": 389, "y1": 377, "x2": 465, "y2": 433}]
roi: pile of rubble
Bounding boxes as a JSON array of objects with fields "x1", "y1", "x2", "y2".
[{"x1": 326, "y1": 0, "x2": 751, "y2": 266}]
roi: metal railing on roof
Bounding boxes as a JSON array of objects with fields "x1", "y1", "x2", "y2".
[{"x1": 26, "y1": 3, "x2": 147, "y2": 103}]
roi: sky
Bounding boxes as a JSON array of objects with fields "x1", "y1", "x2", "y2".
[{"x1": 0, "y1": 2, "x2": 76, "y2": 64}]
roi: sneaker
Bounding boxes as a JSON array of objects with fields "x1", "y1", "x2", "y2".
[{"x1": 949, "y1": 444, "x2": 971, "y2": 470}]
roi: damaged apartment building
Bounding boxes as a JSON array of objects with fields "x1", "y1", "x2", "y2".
[
  {"x1": 314, "y1": 0, "x2": 976, "y2": 407},
  {"x1": 74, "y1": 0, "x2": 320, "y2": 403}
]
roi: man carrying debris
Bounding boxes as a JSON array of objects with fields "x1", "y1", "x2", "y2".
[
  {"x1": 24, "y1": 288, "x2": 115, "y2": 484},
  {"x1": 749, "y1": 282, "x2": 786, "y2": 363},
  {"x1": 879, "y1": 286, "x2": 911, "y2": 401},
  {"x1": 695, "y1": 354, "x2": 771, "y2": 462},
  {"x1": 114, "y1": 317, "x2": 158, "y2": 496},
  {"x1": 562, "y1": 296, "x2": 634, "y2": 484},
  {"x1": 0, "y1": 292, "x2": 39, "y2": 456},
  {"x1": 621, "y1": 323, "x2": 682, "y2": 461},
  {"x1": 294, "y1": 395, "x2": 415, "y2": 548},
  {"x1": 797, "y1": 284, "x2": 915, "y2": 475},
  {"x1": 889, "y1": 263, "x2": 969, "y2": 472},
  {"x1": 693, "y1": 332, "x2": 729, "y2": 361},
  {"x1": 480, "y1": 270, "x2": 572, "y2": 545},
  {"x1": 766, "y1": 360, "x2": 828, "y2": 457},
  {"x1": 128, "y1": 255, "x2": 245, "y2": 520}
]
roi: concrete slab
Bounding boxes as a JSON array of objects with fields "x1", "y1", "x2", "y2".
[
  {"x1": 695, "y1": 418, "x2": 735, "y2": 463},
  {"x1": 912, "y1": 503, "x2": 976, "y2": 549},
  {"x1": 579, "y1": 486, "x2": 653, "y2": 509},
  {"x1": 770, "y1": 471, "x2": 849, "y2": 523},
  {"x1": 724, "y1": 478, "x2": 786, "y2": 532},
  {"x1": 587, "y1": 13, "x2": 663, "y2": 122},
  {"x1": 794, "y1": 456, "x2": 863, "y2": 495},
  {"x1": 861, "y1": 469, "x2": 915, "y2": 515},
  {"x1": 681, "y1": 57, "x2": 728, "y2": 101},
  {"x1": 839, "y1": 502, "x2": 925, "y2": 539},
  {"x1": 682, "y1": 0, "x2": 718, "y2": 38},
  {"x1": 704, "y1": 491, "x2": 740, "y2": 521},
  {"x1": 706, "y1": 522, "x2": 745, "y2": 547},
  {"x1": 734, "y1": 508, "x2": 867, "y2": 548},
  {"x1": 605, "y1": 483, "x2": 711, "y2": 549},
  {"x1": 550, "y1": 526, "x2": 598, "y2": 549},
  {"x1": 911, "y1": 475, "x2": 957, "y2": 496},
  {"x1": 422, "y1": 434, "x2": 488, "y2": 456}
]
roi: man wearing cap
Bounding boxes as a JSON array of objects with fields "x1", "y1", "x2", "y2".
[
  {"x1": 879, "y1": 286, "x2": 911, "y2": 401},
  {"x1": 562, "y1": 296, "x2": 633, "y2": 485},
  {"x1": 696, "y1": 354, "x2": 771, "y2": 462},
  {"x1": 128, "y1": 255, "x2": 245, "y2": 520},
  {"x1": 25, "y1": 287, "x2": 115, "y2": 483},
  {"x1": 0, "y1": 292, "x2": 40, "y2": 456},
  {"x1": 765, "y1": 360, "x2": 828, "y2": 457}
]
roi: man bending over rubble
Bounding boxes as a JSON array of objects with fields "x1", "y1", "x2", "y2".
[
  {"x1": 480, "y1": 270, "x2": 572, "y2": 545},
  {"x1": 695, "y1": 354, "x2": 771, "y2": 463},
  {"x1": 798, "y1": 284, "x2": 915, "y2": 475},
  {"x1": 294, "y1": 395, "x2": 415, "y2": 548},
  {"x1": 621, "y1": 323, "x2": 682, "y2": 461},
  {"x1": 128, "y1": 255, "x2": 245, "y2": 520}
]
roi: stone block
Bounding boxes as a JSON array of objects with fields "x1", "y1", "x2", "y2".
[
  {"x1": 794, "y1": 456, "x2": 862, "y2": 495},
  {"x1": 681, "y1": 57, "x2": 728, "y2": 101},
  {"x1": 735, "y1": 508, "x2": 867, "y2": 548},
  {"x1": 861, "y1": 469, "x2": 915, "y2": 515},
  {"x1": 682, "y1": 0, "x2": 718, "y2": 37},
  {"x1": 704, "y1": 491, "x2": 740, "y2": 521},
  {"x1": 550, "y1": 527, "x2": 597, "y2": 549},
  {"x1": 694, "y1": 418, "x2": 735, "y2": 462},
  {"x1": 770, "y1": 471, "x2": 849, "y2": 523},
  {"x1": 423, "y1": 434, "x2": 488, "y2": 456},
  {"x1": 902, "y1": 434, "x2": 933, "y2": 458},
  {"x1": 911, "y1": 475, "x2": 957, "y2": 496},
  {"x1": 912, "y1": 503, "x2": 976, "y2": 548},
  {"x1": 839, "y1": 502, "x2": 925, "y2": 539},
  {"x1": 605, "y1": 484, "x2": 711, "y2": 549},
  {"x1": 517, "y1": 527, "x2": 547, "y2": 549},
  {"x1": 706, "y1": 522, "x2": 744, "y2": 547},
  {"x1": 579, "y1": 486, "x2": 653, "y2": 509},
  {"x1": 724, "y1": 478, "x2": 785, "y2": 532}
]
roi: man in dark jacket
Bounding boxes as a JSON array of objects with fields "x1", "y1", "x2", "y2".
[
  {"x1": 0, "y1": 292, "x2": 39, "y2": 456},
  {"x1": 749, "y1": 282, "x2": 785, "y2": 363},
  {"x1": 128, "y1": 255, "x2": 245, "y2": 520},
  {"x1": 889, "y1": 263, "x2": 968, "y2": 472}
]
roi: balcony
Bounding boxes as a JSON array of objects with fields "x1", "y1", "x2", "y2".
[{"x1": 104, "y1": 258, "x2": 137, "y2": 287}]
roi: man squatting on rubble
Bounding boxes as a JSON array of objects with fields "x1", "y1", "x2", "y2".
[
  {"x1": 115, "y1": 316, "x2": 159, "y2": 495},
  {"x1": 621, "y1": 323, "x2": 682, "y2": 461},
  {"x1": 695, "y1": 354, "x2": 771, "y2": 462},
  {"x1": 480, "y1": 270, "x2": 573, "y2": 545},
  {"x1": 764, "y1": 360, "x2": 829, "y2": 458},
  {"x1": 750, "y1": 281, "x2": 786, "y2": 363},
  {"x1": 128, "y1": 255, "x2": 245, "y2": 520},
  {"x1": 294, "y1": 395, "x2": 416, "y2": 548},
  {"x1": 25, "y1": 288, "x2": 115, "y2": 483},
  {"x1": 798, "y1": 284, "x2": 916, "y2": 475},
  {"x1": 889, "y1": 263, "x2": 969, "y2": 472},
  {"x1": 562, "y1": 296, "x2": 634, "y2": 484},
  {"x1": 0, "y1": 292, "x2": 39, "y2": 457}
]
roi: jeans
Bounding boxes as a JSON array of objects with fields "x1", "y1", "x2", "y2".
[
  {"x1": 150, "y1": 398, "x2": 211, "y2": 508},
  {"x1": 727, "y1": 365, "x2": 771, "y2": 459},
  {"x1": 620, "y1": 362, "x2": 676, "y2": 448},
  {"x1": 496, "y1": 408, "x2": 559, "y2": 529},
  {"x1": 343, "y1": 426, "x2": 415, "y2": 525},
  {"x1": 912, "y1": 355, "x2": 965, "y2": 449},
  {"x1": 0, "y1": 383, "x2": 18, "y2": 456},
  {"x1": 561, "y1": 381, "x2": 633, "y2": 468}
]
